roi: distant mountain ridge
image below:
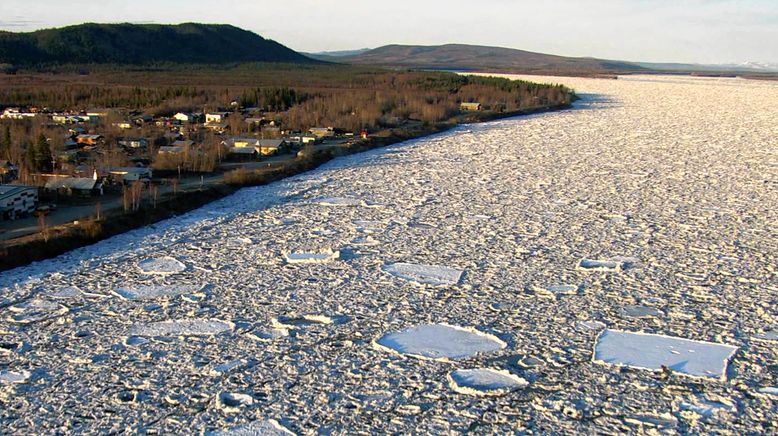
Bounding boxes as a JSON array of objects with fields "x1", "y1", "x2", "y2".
[
  {"x1": 0, "y1": 23, "x2": 315, "y2": 65},
  {"x1": 337, "y1": 44, "x2": 647, "y2": 73}
]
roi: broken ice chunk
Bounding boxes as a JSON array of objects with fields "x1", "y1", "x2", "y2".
[
  {"x1": 593, "y1": 329, "x2": 737, "y2": 380},
  {"x1": 448, "y1": 368, "x2": 528, "y2": 396},
  {"x1": 374, "y1": 323, "x2": 505, "y2": 361},
  {"x1": 383, "y1": 262, "x2": 464, "y2": 286}
]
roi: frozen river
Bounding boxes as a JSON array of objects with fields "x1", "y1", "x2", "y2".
[{"x1": 1, "y1": 75, "x2": 777, "y2": 434}]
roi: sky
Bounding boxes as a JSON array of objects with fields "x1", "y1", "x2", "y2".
[{"x1": 1, "y1": 0, "x2": 777, "y2": 65}]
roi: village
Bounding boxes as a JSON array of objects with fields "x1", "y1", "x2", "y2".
[
  {"x1": 0, "y1": 99, "x2": 492, "y2": 228},
  {"x1": 0, "y1": 102, "x2": 388, "y2": 237}
]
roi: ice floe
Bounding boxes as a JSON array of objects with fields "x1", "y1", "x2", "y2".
[
  {"x1": 284, "y1": 249, "x2": 340, "y2": 264},
  {"x1": 7, "y1": 299, "x2": 68, "y2": 324},
  {"x1": 137, "y1": 257, "x2": 187, "y2": 275},
  {"x1": 576, "y1": 259, "x2": 623, "y2": 272},
  {"x1": 593, "y1": 329, "x2": 737, "y2": 380},
  {"x1": 448, "y1": 368, "x2": 529, "y2": 396},
  {"x1": 382, "y1": 262, "x2": 464, "y2": 286},
  {"x1": 374, "y1": 323, "x2": 506, "y2": 361},
  {"x1": 113, "y1": 284, "x2": 203, "y2": 300},
  {"x1": 0, "y1": 369, "x2": 31, "y2": 384},
  {"x1": 127, "y1": 319, "x2": 234, "y2": 337},
  {"x1": 207, "y1": 419, "x2": 295, "y2": 436}
]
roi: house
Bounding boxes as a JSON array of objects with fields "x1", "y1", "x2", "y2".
[
  {"x1": 228, "y1": 147, "x2": 257, "y2": 161},
  {"x1": 158, "y1": 146, "x2": 186, "y2": 155},
  {"x1": 309, "y1": 127, "x2": 335, "y2": 138},
  {"x1": 1, "y1": 108, "x2": 37, "y2": 120},
  {"x1": 131, "y1": 115, "x2": 153, "y2": 125},
  {"x1": 257, "y1": 139, "x2": 286, "y2": 156},
  {"x1": 171, "y1": 139, "x2": 194, "y2": 147},
  {"x1": 76, "y1": 134, "x2": 104, "y2": 146},
  {"x1": 118, "y1": 138, "x2": 149, "y2": 149},
  {"x1": 222, "y1": 137, "x2": 260, "y2": 148},
  {"x1": 113, "y1": 121, "x2": 133, "y2": 129},
  {"x1": 205, "y1": 112, "x2": 230, "y2": 124},
  {"x1": 285, "y1": 135, "x2": 319, "y2": 146},
  {"x1": 173, "y1": 112, "x2": 196, "y2": 123},
  {"x1": 0, "y1": 161, "x2": 18, "y2": 183},
  {"x1": 105, "y1": 167, "x2": 152, "y2": 184},
  {"x1": 45, "y1": 177, "x2": 102, "y2": 197},
  {"x1": 203, "y1": 122, "x2": 228, "y2": 133},
  {"x1": 460, "y1": 102, "x2": 482, "y2": 111},
  {"x1": 0, "y1": 184, "x2": 38, "y2": 220}
]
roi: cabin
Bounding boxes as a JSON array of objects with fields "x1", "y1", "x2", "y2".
[
  {"x1": 0, "y1": 184, "x2": 37, "y2": 220},
  {"x1": 460, "y1": 102, "x2": 482, "y2": 111},
  {"x1": 45, "y1": 177, "x2": 103, "y2": 197}
]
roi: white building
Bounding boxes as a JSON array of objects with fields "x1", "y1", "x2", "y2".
[
  {"x1": 0, "y1": 185, "x2": 38, "y2": 220},
  {"x1": 1, "y1": 108, "x2": 37, "y2": 120},
  {"x1": 206, "y1": 112, "x2": 230, "y2": 124}
]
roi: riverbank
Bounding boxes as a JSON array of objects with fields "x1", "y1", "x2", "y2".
[{"x1": 0, "y1": 103, "x2": 571, "y2": 272}]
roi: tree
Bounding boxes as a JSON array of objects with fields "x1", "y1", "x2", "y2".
[
  {"x1": 31, "y1": 133, "x2": 53, "y2": 173},
  {"x1": 0, "y1": 126, "x2": 10, "y2": 160}
]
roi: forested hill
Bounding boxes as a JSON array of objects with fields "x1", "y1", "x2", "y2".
[
  {"x1": 339, "y1": 44, "x2": 646, "y2": 74},
  {"x1": 0, "y1": 23, "x2": 315, "y2": 65}
]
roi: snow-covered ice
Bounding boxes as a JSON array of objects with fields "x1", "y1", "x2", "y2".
[
  {"x1": 374, "y1": 323, "x2": 506, "y2": 360},
  {"x1": 1, "y1": 74, "x2": 776, "y2": 433},
  {"x1": 448, "y1": 368, "x2": 529, "y2": 396},
  {"x1": 593, "y1": 329, "x2": 738, "y2": 380},
  {"x1": 382, "y1": 262, "x2": 464, "y2": 286}
]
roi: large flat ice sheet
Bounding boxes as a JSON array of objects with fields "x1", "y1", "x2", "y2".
[{"x1": 593, "y1": 329, "x2": 737, "y2": 380}]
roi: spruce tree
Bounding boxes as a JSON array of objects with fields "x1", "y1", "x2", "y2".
[
  {"x1": 36, "y1": 133, "x2": 53, "y2": 173},
  {"x1": 0, "y1": 126, "x2": 9, "y2": 160}
]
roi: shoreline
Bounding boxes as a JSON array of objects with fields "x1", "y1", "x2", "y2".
[{"x1": 0, "y1": 103, "x2": 572, "y2": 272}]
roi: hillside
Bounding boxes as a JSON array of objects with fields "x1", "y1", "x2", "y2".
[
  {"x1": 0, "y1": 23, "x2": 315, "y2": 65},
  {"x1": 339, "y1": 43, "x2": 646, "y2": 74}
]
